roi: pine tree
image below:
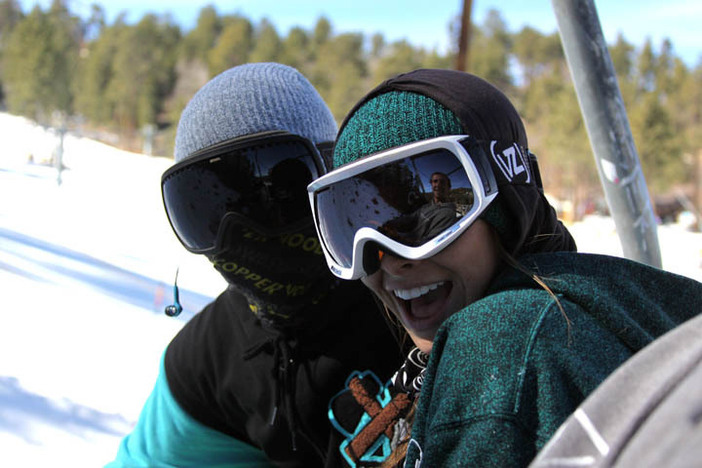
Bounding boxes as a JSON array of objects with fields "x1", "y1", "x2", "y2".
[
  {"x1": 0, "y1": 0, "x2": 23, "y2": 104},
  {"x1": 2, "y1": 2, "x2": 80, "y2": 120},
  {"x1": 106, "y1": 14, "x2": 180, "y2": 133},
  {"x1": 469, "y1": 9, "x2": 512, "y2": 92},
  {"x1": 248, "y1": 18, "x2": 282, "y2": 63},
  {"x1": 630, "y1": 92, "x2": 684, "y2": 193},
  {"x1": 74, "y1": 18, "x2": 127, "y2": 124},
  {"x1": 280, "y1": 26, "x2": 309, "y2": 71},
  {"x1": 207, "y1": 15, "x2": 253, "y2": 76},
  {"x1": 312, "y1": 32, "x2": 366, "y2": 121},
  {"x1": 182, "y1": 5, "x2": 221, "y2": 62}
]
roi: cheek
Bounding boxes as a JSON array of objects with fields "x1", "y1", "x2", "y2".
[
  {"x1": 360, "y1": 275, "x2": 383, "y2": 297},
  {"x1": 436, "y1": 222, "x2": 500, "y2": 299},
  {"x1": 361, "y1": 274, "x2": 396, "y2": 310},
  {"x1": 465, "y1": 246, "x2": 499, "y2": 297}
]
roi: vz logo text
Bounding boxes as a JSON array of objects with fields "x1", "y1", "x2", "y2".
[{"x1": 490, "y1": 141, "x2": 531, "y2": 184}]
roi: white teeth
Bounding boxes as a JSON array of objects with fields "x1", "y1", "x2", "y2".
[{"x1": 394, "y1": 282, "x2": 444, "y2": 301}]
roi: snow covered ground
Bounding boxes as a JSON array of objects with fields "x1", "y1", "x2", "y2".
[{"x1": 0, "y1": 112, "x2": 700, "y2": 467}]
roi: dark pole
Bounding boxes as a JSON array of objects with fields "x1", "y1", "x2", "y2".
[
  {"x1": 455, "y1": 0, "x2": 473, "y2": 71},
  {"x1": 551, "y1": 0, "x2": 662, "y2": 267},
  {"x1": 55, "y1": 120, "x2": 66, "y2": 186}
]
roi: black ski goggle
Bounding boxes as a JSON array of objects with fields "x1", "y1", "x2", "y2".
[{"x1": 162, "y1": 131, "x2": 330, "y2": 254}]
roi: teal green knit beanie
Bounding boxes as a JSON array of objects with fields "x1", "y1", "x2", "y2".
[
  {"x1": 333, "y1": 90, "x2": 511, "y2": 241},
  {"x1": 334, "y1": 91, "x2": 462, "y2": 167}
]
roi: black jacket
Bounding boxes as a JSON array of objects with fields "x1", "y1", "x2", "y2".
[{"x1": 164, "y1": 283, "x2": 403, "y2": 467}]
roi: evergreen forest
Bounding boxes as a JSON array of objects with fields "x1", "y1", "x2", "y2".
[{"x1": 1, "y1": 0, "x2": 700, "y2": 222}]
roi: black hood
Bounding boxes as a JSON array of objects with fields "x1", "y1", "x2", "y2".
[{"x1": 339, "y1": 68, "x2": 576, "y2": 257}]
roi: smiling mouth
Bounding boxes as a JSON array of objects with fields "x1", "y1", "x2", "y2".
[{"x1": 393, "y1": 281, "x2": 452, "y2": 327}]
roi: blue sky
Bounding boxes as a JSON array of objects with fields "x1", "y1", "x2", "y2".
[{"x1": 18, "y1": 0, "x2": 702, "y2": 66}]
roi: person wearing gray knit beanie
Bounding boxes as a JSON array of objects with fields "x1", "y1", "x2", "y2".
[
  {"x1": 163, "y1": 62, "x2": 342, "y2": 325},
  {"x1": 109, "y1": 63, "x2": 401, "y2": 468}
]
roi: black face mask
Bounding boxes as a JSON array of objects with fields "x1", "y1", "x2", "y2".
[{"x1": 207, "y1": 215, "x2": 338, "y2": 330}]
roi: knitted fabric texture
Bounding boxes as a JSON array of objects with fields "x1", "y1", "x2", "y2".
[
  {"x1": 175, "y1": 62, "x2": 337, "y2": 162},
  {"x1": 403, "y1": 252, "x2": 702, "y2": 466},
  {"x1": 333, "y1": 91, "x2": 463, "y2": 168}
]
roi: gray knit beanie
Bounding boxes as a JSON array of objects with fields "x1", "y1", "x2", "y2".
[{"x1": 174, "y1": 62, "x2": 337, "y2": 162}]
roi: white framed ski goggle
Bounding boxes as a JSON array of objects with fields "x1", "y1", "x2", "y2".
[{"x1": 307, "y1": 135, "x2": 503, "y2": 280}]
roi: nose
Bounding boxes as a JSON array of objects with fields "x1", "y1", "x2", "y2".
[{"x1": 380, "y1": 251, "x2": 419, "y2": 276}]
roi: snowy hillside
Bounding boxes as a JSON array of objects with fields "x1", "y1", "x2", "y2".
[{"x1": 0, "y1": 112, "x2": 700, "y2": 467}]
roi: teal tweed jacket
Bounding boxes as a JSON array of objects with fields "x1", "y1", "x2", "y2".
[{"x1": 404, "y1": 252, "x2": 702, "y2": 467}]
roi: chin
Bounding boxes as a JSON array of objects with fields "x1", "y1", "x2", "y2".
[
  {"x1": 414, "y1": 338, "x2": 434, "y2": 355},
  {"x1": 407, "y1": 328, "x2": 437, "y2": 351}
]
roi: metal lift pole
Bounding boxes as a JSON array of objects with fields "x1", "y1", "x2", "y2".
[{"x1": 551, "y1": 0, "x2": 662, "y2": 267}]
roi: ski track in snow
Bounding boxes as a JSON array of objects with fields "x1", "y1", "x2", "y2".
[{"x1": 0, "y1": 112, "x2": 700, "y2": 467}]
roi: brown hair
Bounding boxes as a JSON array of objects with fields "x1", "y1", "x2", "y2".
[{"x1": 494, "y1": 232, "x2": 573, "y2": 341}]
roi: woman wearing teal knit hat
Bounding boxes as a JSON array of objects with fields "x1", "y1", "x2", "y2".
[{"x1": 310, "y1": 69, "x2": 702, "y2": 467}]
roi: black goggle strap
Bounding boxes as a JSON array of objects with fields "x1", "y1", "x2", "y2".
[
  {"x1": 363, "y1": 242, "x2": 383, "y2": 277},
  {"x1": 163, "y1": 130, "x2": 326, "y2": 180},
  {"x1": 528, "y1": 151, "x2": 544, "y2": 192},
  {"x1": 315, "y1": 141, "x2": 334, "y2": 173},
  {"x1": 465, "y1": 138, "x2": 535, "y2": 191},
  {"x1": 458, "y1": 138, "x2": 498, "y2": 198}
]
